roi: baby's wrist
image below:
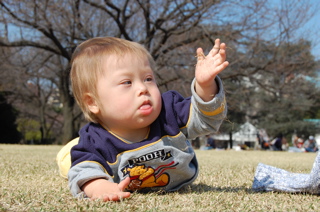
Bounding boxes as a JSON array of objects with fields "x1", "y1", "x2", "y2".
[{"x1": 195, "y1": 81, "x2": 218, "y2": 102}]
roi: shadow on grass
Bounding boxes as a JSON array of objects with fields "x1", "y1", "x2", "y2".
[
  {"x1": 179, "y1": 183, "x2": 319, "y2": 196},
  {"x1": 178, "y1": 183, "x2": 253, "y2": 194},
  {"x1": 135, "y1": 184, "x2": 254, "y2": 196}
]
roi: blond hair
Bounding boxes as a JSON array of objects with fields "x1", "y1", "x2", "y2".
[{"x1": 70, "y1": 37, "x2": 156, "y2": 122}]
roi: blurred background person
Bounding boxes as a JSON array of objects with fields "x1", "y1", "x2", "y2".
[
  {"x1": 304, "y1": 136, "x2": 318, "y2": 152},
  {"x1": 271, "y1": 133, "x2": 284, "y2": 151},
  {"x1": 205, "y1": 135, "x2": 216, "y2": 150}
]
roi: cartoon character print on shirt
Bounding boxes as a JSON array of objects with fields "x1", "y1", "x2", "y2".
[{"x1": 121, "y1": 149, "x2": 179, "y2": 191}]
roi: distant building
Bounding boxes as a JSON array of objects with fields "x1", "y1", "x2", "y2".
[{"x1": 210, "y1": 122, "x2": 261, "y2": 149}]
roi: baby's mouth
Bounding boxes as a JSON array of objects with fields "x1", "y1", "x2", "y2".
[
  {"x1": 140, "y1": 104, "x2": 151, "y2": 110},
  {"x1": 139, "y1": 101, "x2": 153, "y2": 115},
  {"x1": 139, "y1": 101, "x2": 152, "y2": 110}
]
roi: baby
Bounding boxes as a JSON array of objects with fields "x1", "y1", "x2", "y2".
[{"x1": 58, "y1": 37, "x2": 229, "y2": 201}]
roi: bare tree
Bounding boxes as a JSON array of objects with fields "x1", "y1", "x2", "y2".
[
  {"x1": 217, "y1": 0, "x2": 320, "y2": 137},
  {"x1": 0, "y1": 45, "x2": 64, "y2": 143},
  {"x1": 0, "y1": 0, "x2": 319, "y2": 143},
  {"x1": 0, "y1": 0, "x2": 226, "y2": 143}
]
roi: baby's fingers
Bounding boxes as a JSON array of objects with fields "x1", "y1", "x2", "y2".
[
  {"x1": 209, "y1": 38, "x2": 221, "y2": 56},
  {"x1": 214, "y1": 47, "x2": 227, "y2": 64},
  {"x1": 102, "y1": 192, "x2": 131, "y2": 201},
  {"x1": 92, "y1": 191, "x2": 131, "y2": 202},
  {"x1": 214, "y1": 61, "x2": 229, "y2": 75},
  {"x1": 101, "y1": 193, "x2": 118, "y2": 201},
  {"x1": 196, "y1": 48, "x2": 206, "y2": 62}
]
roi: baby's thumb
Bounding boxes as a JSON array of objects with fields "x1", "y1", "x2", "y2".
[
  {"x1": 196, "y1": 48, "x2": 205, "y2": 62},
  {"x1": 119, "y1": 177, "x2": 131, "y2": 191}
]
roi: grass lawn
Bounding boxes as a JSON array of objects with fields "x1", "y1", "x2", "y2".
[{"x1": 1, "y1": 144, "x2": 320, "y2": 211}]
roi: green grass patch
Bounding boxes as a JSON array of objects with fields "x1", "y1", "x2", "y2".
[{"x1": 1, "y1": 145, "x2": 320, "y2": 211}]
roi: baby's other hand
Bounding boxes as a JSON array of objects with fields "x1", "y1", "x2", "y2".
[{"x1": 82, "y1": 177, "x2": 131, "y2": 201}]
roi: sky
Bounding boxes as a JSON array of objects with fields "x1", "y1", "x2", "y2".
[
  {"x1": 257, "y1": 0, "x2": 320, "y2": 61},
  {"x1": 299, "y1": 0, "x2": 320, "y2": 60}
]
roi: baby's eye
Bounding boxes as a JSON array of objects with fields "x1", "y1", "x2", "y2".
[
  {"x1": 121, "y1": 80, "x2": 132, "y2": 85},
  {"x1": 145, "y1": 77, "x2": 153, "y2": 82}
]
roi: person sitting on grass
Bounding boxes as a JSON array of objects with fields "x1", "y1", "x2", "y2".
[
  {"x1": 205, "y1": 135, "x2": 216, "y2": 150},
  {"x1": 57, "y1": 37, "x2": 229, "y2": 201},
  {"x1": 304, "y1": 136, "x2": 318, "y2": 152}
]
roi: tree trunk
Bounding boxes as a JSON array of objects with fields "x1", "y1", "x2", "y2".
[
  {"x1": 60, "y1": 69, "x2": 78, "y2": 144},
  {"x1": 62, "y1": 103, "x2": 77, "y2": 144}
]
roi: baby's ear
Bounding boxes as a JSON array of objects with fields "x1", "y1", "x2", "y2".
[{"x1": 84, "y1": 93, "x2": 99, "y2": 114}]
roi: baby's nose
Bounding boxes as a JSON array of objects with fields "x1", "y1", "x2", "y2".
[{"x1": 138, "y1": 83, "x2": 148, "y2": 95}]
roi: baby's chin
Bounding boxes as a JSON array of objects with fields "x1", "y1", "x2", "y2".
[{"x1": 137, "y1": 112, "x2": 160, "y2": 126}]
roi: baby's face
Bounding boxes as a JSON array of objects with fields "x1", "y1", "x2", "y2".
[{"x1": 92, "y1": 53, "x2": 162, "y2": 138}]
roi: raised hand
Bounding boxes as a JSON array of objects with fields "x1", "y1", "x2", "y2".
[{"x1": 195, "y1": 38, "x2": 229, "y2": 101}]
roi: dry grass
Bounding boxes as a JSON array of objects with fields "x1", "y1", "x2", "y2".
[{"x1": 1, "y1": 144, "x2": 320, "y2": 211}]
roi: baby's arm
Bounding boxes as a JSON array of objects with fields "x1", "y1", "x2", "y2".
[
  {"x1": 82, "y1": 177, "x2": 131, "y2": 201},
  {"x1": 195, "y1": 38, "x2": 229, "y2": 102},
  {"x1": 68, "y1": 161, "x2": 131, "y2": 201}
]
